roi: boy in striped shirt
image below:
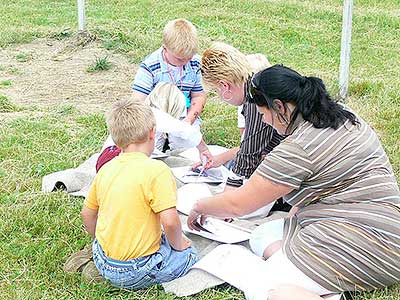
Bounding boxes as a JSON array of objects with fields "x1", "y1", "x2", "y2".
[{"x1": 132, "y1": 18, "x2": 211, "y2": 164}]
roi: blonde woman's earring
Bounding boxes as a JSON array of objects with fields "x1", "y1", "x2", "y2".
[{"x1": 222, "y1": 90, "x2": 233, "y2": 102}]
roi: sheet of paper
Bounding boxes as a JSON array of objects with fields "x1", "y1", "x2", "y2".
[
  {"x1": 179, "y1": 145, "x2": 229, "y2": 161},
  {"x1": 182, "y1": 217, "x2": 251, "y2": 244},
  {"x1": 192, "y1": 244, "x2": 266, "y2": 292},
  {"x1": 192, "y1": 244, "x2": 344, "y2": 300},
  {"x1": 177, "y1": 183, "x2": 212, "y2": 215},
  {"x1": 172, "y1": 166, "x2": 230, "y2": 184}
]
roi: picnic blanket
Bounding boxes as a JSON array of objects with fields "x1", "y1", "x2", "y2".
[
  {"x1": 42, "y1": 153, "x2": 99, "y2": 197},
  {"x1": 42, "y1": 150, "x2": 290, "y2": 297}
]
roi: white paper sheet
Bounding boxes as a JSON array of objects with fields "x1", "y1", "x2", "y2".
[
  {"x1": 192, "y1": 244, "x2": 343, "y2": 300},
  {"x1": 192, "y1": 244, "x2": 266, "y2": 291},
  {"x1": 171, "y1": 165, "x2": 230, "y2": 184},
  {"x1": 177, "y1": 183, "x2": 213, "y2": 215}
]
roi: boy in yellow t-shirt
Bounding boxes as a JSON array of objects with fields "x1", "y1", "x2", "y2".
[{"x1": 81, "y1": 99, "x2": 198, "y2": 289}]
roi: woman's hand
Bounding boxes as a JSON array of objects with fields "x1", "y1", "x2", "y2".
[
  {"x1": 193, "y1": 147, "x2": 239, "y2": 171},
  {"x1": 192, "y1": 150, "x2": 214, "y2": 171},
  {"x1": 192, "y1": 152, "x2": 226, "y2": 171},
  {"x1": 187, "y1": 204, "x2": 207, "y2": 231}
]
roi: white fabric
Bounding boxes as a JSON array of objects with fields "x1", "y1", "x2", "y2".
[
  {"x1": 103, "y1": 108, "x2": 202, "y2": 152},
  {"x1": 41, "y1": 153, "x2": 99, "y2": 197},
  {"x1": 245, "y1": 249, "x2": 335, "y2": 300},
  {"x1": 237, "y1": 105, "x2": 245, "y2": 128},
  {"x1": 249, "y1": 219, "x2": 284, "y2": 257},
  {"x1": 246, "y1": 219, "x2": 335, "y2": 299},
  {"x1": 152, "y1": 108, "x2": 202, "y2": 150}
]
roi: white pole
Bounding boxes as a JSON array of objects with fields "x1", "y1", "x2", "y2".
[
  {"x1": 77, "y1": 0, "x2": 86, "y2": 32},
  {"x1": 339, "y1": 0, "x2": 353, "y2": 99}
]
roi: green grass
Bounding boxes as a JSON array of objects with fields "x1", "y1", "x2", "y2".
[
  {"x1": 0, "y1": 80, "x2": 13, "y2": 87},
  {"x1": 0, "y1": 65, "x2": 22, "y2": 75},
  {"x1": 87, "y1": 56, "x2": 112, "y2": 73},
  {"x1": 0, "y1": 0, "x2": 399, "y2": 299},
  {"x1": 51, "y1": 27, "x2": 73, "y2": 40},
  {"x1": 0, "y1": 95, "x2": 22, "y2": 112},
  {"x1": 15, "y1": 52, "x2": 33, "y2": 62}
]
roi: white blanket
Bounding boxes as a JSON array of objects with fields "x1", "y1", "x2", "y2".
[{"x1": 41, "y1": 153, "x2": 99, "y2": 197}]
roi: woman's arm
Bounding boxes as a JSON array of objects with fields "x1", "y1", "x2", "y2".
[
  {"x1": 213, "y1": 147, "x2": 240, "y2": 167},
  {"x1": 187, "y1": 172, "x2": 293, "y2": 229}
]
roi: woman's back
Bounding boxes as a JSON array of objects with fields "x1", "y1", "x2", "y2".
[{"x1": 257, "y1": 112, "x2": 400, "y2": 208}]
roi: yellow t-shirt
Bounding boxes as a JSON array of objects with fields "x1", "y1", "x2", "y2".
[{"x1": 84, "y1": 152, "x2": 177, "y2": 261}]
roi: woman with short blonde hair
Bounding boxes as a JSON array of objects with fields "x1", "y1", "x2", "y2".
[{"x1": 199, "y1": 42, "x2": 285, "y2": 216}]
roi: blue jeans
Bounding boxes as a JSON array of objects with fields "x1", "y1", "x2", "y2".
[{"x1": 92, "y1": 234, "x2": 198, "y2": 290}]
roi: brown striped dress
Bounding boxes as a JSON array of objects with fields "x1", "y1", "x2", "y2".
[{"x1": 256, "y1": 113, "x2": 400, "y2": 292}]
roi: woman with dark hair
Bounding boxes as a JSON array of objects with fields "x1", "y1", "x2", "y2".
[{"x1": 187, "y1": 65, "x2": 400, "y2": 299}]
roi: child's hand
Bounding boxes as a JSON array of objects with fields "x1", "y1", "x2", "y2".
[{"x1": 177, "y1": 235, "x2": 192, "y2": 251}]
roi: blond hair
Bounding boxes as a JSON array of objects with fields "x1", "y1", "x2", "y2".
[
  {"x1": 163, "y1": 18, "x2": 198, "y2": 59},
  {"x1": 246, "y1": 53, "x2": 271, "y2": 73},
  {"x1": 106, "y1": 99, "x2": 155, "y2": 149},
  {"x1": 201, "y1": 42, "x2": 252, "y2": 89},
  {"x1": 145, "y1": 82, "x2": 186, "y2": 119}
]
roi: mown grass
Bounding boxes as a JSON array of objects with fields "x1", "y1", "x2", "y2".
[{"x1": 0, "y1": 0, "x2": 399, "y2": 299}]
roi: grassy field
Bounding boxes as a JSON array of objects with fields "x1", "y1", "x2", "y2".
[{"x1": 0, "y1": 0, "x2": 399, "y2": 299}]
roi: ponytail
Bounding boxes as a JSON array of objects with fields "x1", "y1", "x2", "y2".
[
  {"x1": 295, "y1": 76, "x2": 358, "y2": 129},
  {"x1": 249, "y1": 65, "x2": 359, "y2": 130}
]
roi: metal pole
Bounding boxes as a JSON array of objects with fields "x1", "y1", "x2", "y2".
[
  {"x1": 77, "y1": 0, "x2": 86, "y2": 32},
  {"x1": 339, "y1": 0, "x2": 353, "y2": 99}
]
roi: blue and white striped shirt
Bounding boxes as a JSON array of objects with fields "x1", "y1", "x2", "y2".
[{"x1": 132, "y1": 48, "x2": 203, "y2": 107}]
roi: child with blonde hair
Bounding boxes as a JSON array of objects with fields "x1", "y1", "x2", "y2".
[
  {"x1": 132, "y1": 18, "x2": 206, "y2": 125},
  {"x1": 130, "y1": 18, "x2": 212, "y2": 168},
  {"x1": 82, "y1": 99, "x2": 197, "y2": 289}
]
